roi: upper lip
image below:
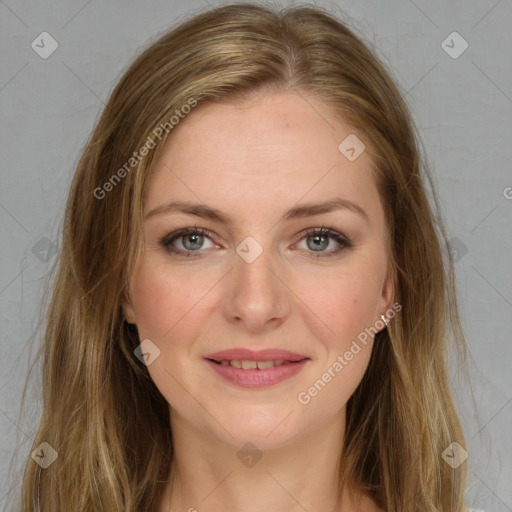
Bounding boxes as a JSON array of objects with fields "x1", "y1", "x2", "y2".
[{"x1": 204, "y1": 348, "x2": 309, "y2": 362}]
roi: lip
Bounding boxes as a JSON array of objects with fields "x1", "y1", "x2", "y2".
[
  {"x1": 203, "y1": 348, "x2": 309, "y2": 362},
  {"x1": 203, "y1": 348, "x2": 310, "y2": 389},
  {"x1": 205, "y1": 358, "x2": 309, "y2": 389}
]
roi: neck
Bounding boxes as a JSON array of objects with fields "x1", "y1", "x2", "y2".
[{"x1": 158, "y1": 407, "x2": 377, "y2": 512}]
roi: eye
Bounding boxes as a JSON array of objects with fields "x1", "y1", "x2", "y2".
[
  {"x1": 160, "y1": 225, "x2": 352, "y2": 259},
  {"x1": 161, "y1": 226, "x2": 217, "y2": 257},
  {"x1": 295, "y1": 226, "x2": 352, "y2": 259}
]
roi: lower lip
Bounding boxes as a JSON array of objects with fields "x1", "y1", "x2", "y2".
[{"x1": 205, "y1": 359, "x2": 309, "y2": 389}]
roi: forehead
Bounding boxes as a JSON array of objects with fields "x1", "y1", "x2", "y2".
[{"x1": 144, "y1": 91, "x2": 383, "y2": 228}]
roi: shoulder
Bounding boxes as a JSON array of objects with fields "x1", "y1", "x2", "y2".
[{"x1": 465, "y1": 508, "x2": 488, "y2": 512}]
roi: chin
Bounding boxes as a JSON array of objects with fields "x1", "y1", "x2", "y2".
[{"x1": 212, "y1": 408, "x2": 302, "y2": 450}]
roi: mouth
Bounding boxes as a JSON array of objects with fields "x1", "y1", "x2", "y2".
[
  {"x1": 204, "y1": 356, "x2": 310, "y2": 388},
  {"x1": 206, "y1": 358, "x2": 308, "y2": 369}
]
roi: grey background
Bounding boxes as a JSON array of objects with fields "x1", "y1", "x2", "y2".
[{"x1": 1, "y1": 0, "x2": 511, "y2": 510}]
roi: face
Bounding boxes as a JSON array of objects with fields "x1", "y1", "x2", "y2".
[{"x1": 124, "y1": 91, "x2": 394, "y2": 450}]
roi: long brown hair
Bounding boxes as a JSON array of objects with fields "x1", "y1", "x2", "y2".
[{"x1": 17, "y1": 2, "x2": 473, "y2": 510}]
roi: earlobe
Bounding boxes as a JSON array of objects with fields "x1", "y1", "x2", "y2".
[{"x1": 122, "y1": 302, "x2": 136, "y2": 324}]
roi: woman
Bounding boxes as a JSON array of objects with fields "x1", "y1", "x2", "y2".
[{"x1": 19, "y1": 2, "x2": 478, "y2": 511}]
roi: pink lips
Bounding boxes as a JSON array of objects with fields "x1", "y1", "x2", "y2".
[{"x1": 204, "y1": 348, "x2": 310, "y2": 389}]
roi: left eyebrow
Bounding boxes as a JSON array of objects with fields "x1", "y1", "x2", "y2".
[{"x1": 145, "y1": 197, "x2": 370, "y2": 225}]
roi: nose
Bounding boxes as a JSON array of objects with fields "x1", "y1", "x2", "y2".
[{"x1": 222, "y1": 238, "x2": 290, "y2": 333}]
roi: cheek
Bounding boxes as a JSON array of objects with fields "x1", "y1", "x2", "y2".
[
  {"x1": 129, "y1": 261, "x2": 207, "y2": 404},
  {"x1": 295, "y1": 269, "x2": 380, "y2": 413},
  {"x1": 130, "y1": 259, "x2": 201, "y2": 340},
  {"x1": 295, "y1": 264, "x2": 383, "y2": 347}
]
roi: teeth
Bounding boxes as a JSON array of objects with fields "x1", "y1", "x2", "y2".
[
  {"x1": 257, "y1": 361, "x2": 275, "y2": 370},
  {"x1": 217, "y1": 359, "x2": 288, "y2": 369}
]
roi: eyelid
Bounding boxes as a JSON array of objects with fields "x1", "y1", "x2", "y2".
[
  {"x1": 294, "y1": 226, "x2": 351, "y2": 245},
  {"x1": 161, "y1": 226, "x2": 213, "y2": 246}
]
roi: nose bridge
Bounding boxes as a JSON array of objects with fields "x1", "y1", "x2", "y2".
[{"x1": 224, "y1": 234, "x2": 289, "y2": 330}]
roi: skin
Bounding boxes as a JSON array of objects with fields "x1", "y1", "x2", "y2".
[{"x1": 124, "y1": 90, "x2": 393, "y2": 512}]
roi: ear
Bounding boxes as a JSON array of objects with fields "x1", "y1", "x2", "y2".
[
  {"x1": 122, "y1": 297, "x2": 137, "y2": 324},
  {"x1": 377, "y1": 267, "x2": 396, "y2": 323}
]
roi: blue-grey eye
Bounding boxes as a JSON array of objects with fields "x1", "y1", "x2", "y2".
[
  {"x1": 182, "y1": 232, "x2": 205, "y2": 250},
  {"x1": 162, "y1": 227, "x2": 215, "y2": 255},
  {"x1": 306, "y1": 233, "x2": 330, "y2": 251}
]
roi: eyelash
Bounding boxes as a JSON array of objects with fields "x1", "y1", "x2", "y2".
[{"x1": 160, "y1": 225, "x2": 352, "y2": 260}]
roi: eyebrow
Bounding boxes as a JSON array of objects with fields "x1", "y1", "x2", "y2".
[{"x1": 145, "y1": 198, "x2": 370, "y2": 224}]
